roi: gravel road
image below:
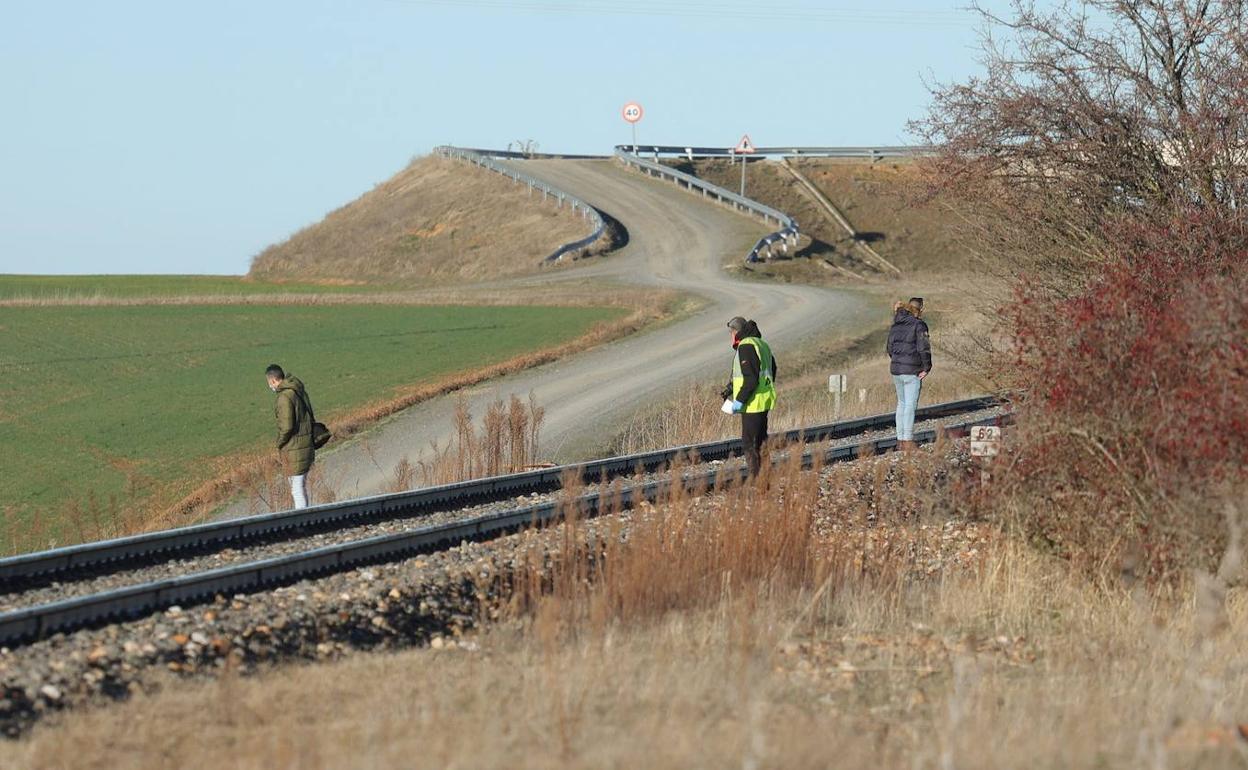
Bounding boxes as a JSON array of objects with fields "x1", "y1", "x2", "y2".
[{"x1": 225, "y1": 160, "x2": 870, "y2": 513}]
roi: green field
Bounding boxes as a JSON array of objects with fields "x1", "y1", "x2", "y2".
[
  {"x1": 0, "y1": 274, "x2": 383, "y2": 300},
  {"x1": 0, "y1": 303, "x2": 622, "y2": 545}
]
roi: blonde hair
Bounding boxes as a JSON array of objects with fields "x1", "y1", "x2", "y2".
[{"x1": 894, "y1": 299, "x2": 924, "y2": 316}]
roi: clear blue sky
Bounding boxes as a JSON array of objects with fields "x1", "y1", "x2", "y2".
[{"x1": 0, "y1": 1, "x2": 1000, "y2": 275}]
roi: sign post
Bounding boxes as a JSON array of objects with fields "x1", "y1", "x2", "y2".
[
  {"x1": 827, "y1": 373, "x2": 848, "y2": 420},
  {"x1": 622, "y1": 102, "x2": 644, "y2": 153},
  {"x1": 969, "y1": 425, "x2": 1002, "y2": 484},
  {"x1": 734, "y1": 134, "x2": 756, "y2": 196}
]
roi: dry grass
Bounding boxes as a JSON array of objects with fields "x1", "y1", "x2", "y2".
[
  {"x1": 0, "y1": 280, "x2": 667, "y2": 309},
  {"x1": 674, "y1": 158, "x2": 972, "y2": 285},
  {"x1": 15, "y1": 450, "x2": 1248, "y2": 769},
  {"x1": 414, "y1": 394, "x2": 546, "y2": 488},
  {"x1": 249, "y1": 156, "x2": 598, "y2": 285}
]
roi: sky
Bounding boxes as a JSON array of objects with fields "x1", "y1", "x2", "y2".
[{"x1": 0, "y1": 1, "x2": 1002, "y2": 276}]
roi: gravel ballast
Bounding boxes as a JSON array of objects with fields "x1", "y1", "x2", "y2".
[
  {"x1": 0, "y1": 407, "x2": 1002, "y2": 614},
  {"x1": 0, "y1": 418, "x2": 1002, "y2": 738}
]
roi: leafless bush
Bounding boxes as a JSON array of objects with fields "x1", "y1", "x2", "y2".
[
  {"x1": 418, "y1": 395, "x2": 546, "y2": 486},
  {"x1": 914, "y1": 0, "x2": 1248, "y2": 580},
  {"x1": 913, "y1": 0, "x2": 1248, "y2": 286}
]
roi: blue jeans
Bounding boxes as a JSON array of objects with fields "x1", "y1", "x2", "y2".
[{"x1": 893, "y1": 374, "x2": 922, "y2": 441}]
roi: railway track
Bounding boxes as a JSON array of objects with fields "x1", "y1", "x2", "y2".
[{"x1": 0, "y1": 397, "x2": 1007, "y2": 648}]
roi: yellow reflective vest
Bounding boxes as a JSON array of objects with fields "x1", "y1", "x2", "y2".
[{"x1": 731, "y1": 337, "x2": 777, "y2": 413}]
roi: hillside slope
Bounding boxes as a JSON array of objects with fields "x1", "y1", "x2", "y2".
[
  {"x1": 250, "y1": 156, "x2": 597, "y2": 285},
  {"x1": 667, "y1": 158, "x2": 969, "y2": 278}
]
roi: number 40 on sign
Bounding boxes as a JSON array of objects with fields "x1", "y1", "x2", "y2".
[{"x1": 970, "y1": 425, "x2": 1002, "y2": 457}]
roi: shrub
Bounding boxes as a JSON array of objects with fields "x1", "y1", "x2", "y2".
[{"x1": 998, "y1": 211, "x2": 1248, "y2": 578}]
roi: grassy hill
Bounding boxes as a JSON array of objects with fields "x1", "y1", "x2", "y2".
[
  {"x1": 666, "y1": 158, "x2": 970, "y2": 281},
  {"x1": 250, "y1": 156, "x2": 598, "y2": 285}
]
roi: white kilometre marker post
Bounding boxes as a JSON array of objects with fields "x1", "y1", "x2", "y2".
[
  {"x1": 828, "y1": 374, "x2": 848, "y2": 420},
  {"x1": 970, "y1": 425, "x2": 1002, "y2": 484}
]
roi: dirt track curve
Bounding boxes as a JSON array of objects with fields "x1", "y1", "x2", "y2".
[{"x1": 227, "y1": 159, "x2": 871, "y2": 510}]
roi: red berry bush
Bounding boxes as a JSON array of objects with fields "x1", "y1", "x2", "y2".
[{"x1": 1001, "y1": 212, "x2": 1248, "y2": 578}]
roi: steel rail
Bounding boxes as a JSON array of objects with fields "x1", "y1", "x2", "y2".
[
  {"x1": 612, "y1": 148, "x2": 800, "y2": 263},
  {"x1": 434, "y1": 145, "x2": 607, "y2": 262},
  {"x1": 0, "y1": 409, "x2": 1009, "y2": 647},
  {"x1": 0, "y1": 397, "x2": 997, "y2": 590}
]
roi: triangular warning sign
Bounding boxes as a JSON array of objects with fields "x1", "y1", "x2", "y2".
[{"x1": 734, "y1": 134, "x2": 756, "y2": 154}]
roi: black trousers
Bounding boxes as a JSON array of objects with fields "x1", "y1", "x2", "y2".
[{"x1": 741, "y1": 411, "x2": 769, "y2": 478}]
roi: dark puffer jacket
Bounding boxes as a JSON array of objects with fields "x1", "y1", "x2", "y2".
[
  {"x1": 886, "y1": 309, "x2": 932, "y2": 375},
  {"x1": 274, "y1": 376, "x2": 315, "y2": 476}
]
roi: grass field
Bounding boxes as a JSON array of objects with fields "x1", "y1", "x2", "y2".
[
  {"x1": 0, "y1": 275, "x2": 379, "y2": 300},
  {"x1": 0, "y1": 303, "x2": 623, "y2": 547}
]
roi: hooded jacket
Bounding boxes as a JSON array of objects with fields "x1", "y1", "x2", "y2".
[
  {"x1": 886, "y1": 309, "x2": 932, "y2": 376},
  {"x1": 274, "y1": 376, "x2": 315, "y2": 476},
  {"x1": 724, "y1": 320, "x2": 779, "y2": 407}
]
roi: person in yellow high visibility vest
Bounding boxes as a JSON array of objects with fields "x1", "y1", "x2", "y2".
[{"x1": 720, "y1": 316, "x2": 778, "y2": 478}]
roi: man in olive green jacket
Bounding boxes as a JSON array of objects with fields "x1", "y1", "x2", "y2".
[{"x1": 265, "y1": 364, "x2": 315, "y2": 509}]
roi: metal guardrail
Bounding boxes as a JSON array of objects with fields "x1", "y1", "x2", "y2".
[
  {"x1": 0, "y1": 401, "x2": 1008, "y2": 647},
  {"x1": 616, "y1": 145, "x2": 935, "y2": 160},
  {"x1": 437, "y1": 142, "x2": 932, "y2": 263},
  {"x1": 613, "y1": 147, "x2": 799, "y2": 263},
  {"x1": 443, "y1": 146, "x2": 610, "y2": 161},
  {"x1": 434, "y1": 146, "x2": 607, "y2": 262}
]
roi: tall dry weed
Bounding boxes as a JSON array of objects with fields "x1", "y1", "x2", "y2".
[{"x1": 416, "y1": 394, "x2": 547, "y2": 486}]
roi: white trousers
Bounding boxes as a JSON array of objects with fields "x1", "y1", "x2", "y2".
[{"x1": 289, "y1": 474, "x2": 309, "y2": 509}]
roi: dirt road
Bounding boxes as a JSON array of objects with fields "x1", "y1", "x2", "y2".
[{"x1": 228, "y1": 159, "x2": 871, "y2": 509}]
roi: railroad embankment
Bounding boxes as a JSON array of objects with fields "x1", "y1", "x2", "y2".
[
  {"x1": 249, "y1": 155, "x2": 599, "y2": 285},
  {"x1": 0, "y1": 407, "x2": 1000, "y2": 744},
  {"x1": 666, "y1": 158, "x2": 966, "y2": 275},
  {"x1": 10, "y1": 431, "x2": 1247, "y2": 768}
]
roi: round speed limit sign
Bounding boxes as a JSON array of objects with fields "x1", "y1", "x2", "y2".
[{"x1": 621, "y1": 102, "x2": 644, "y2": 124}]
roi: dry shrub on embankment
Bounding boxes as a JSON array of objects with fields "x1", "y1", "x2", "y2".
[
  {"x1": 16, "y1": 448, "x2": 1248, "y2": 769},
  {"x1": 249, "y1": 156, "x2": 597, "y2": 285},
  {"x1": 982, "y1": 214, "x2": 1248, "y2": 581},
  {"x1": 909, "y1": 2, "x2": 1248, "y2": 583},
  {"x1": 412, "y1": 394, "x2": 546, "y2": 488}
]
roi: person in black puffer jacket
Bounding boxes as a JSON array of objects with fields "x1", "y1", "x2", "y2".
[{"x1": 886, "y1": 298, "x2": 932, "y2": 450}]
